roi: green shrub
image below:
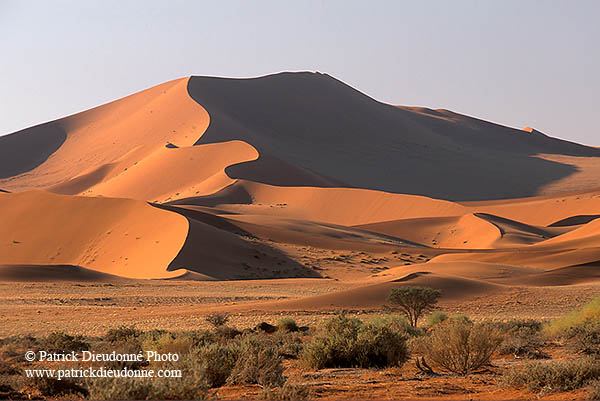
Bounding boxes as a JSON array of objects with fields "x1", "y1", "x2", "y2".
[
  {"x1": 504, "y1": 358, "x2": 600, "y2": 394},
  {"x1": 368, "y1": 314, "x2": 422, "y2": 337},
  {"x1": 426, "y1": 311, "x2": 448, "y2": 327},
  {"x1": 415, "y1": 319, "x2": 502, "y2": 375},
  {"x1": 301, "y1": 313, "x2": 409, "y2": 369},
  {"x1": 545, "y1": 297, "x2": 600, "y2": 338},
  {"x1": 271, "y1": 330, "x2": 304, "y2": 359},
  {"x1": 277, "y1": 317, "x2": 299, "y2": 332},
  {"x1": 228, "y1": 335, "x2": 285, "y2": 387},
  {"x1": 43, "y1": 331, "x2": 89, "y2": 353},
  {"x1": 387, "y1": 286, "x2": 442, "y2": 327},
  {"x1": 141, "y1": 332, "x2": 194, "y2": 359}
]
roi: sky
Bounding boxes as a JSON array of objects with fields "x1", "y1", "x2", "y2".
[{"x1": 0, "y1": 0, "x2": 598, "y2": 145}]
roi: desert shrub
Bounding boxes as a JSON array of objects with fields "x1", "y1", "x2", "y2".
[
  {"x1": 545, "y1": 296, "x2": 600, "y2": 338},
  {"x1": 494, "y1": 321, "x2": 547, "y2": 359},
  {"x1": 215, "y1": 325, "x2": 242, "y2": 339},
  {"x1": 569, "y1": 322, "x2": 600, "y2": 357},
  {"x1": 193, "y1": 342, "x2": 239, "y2": 387},
  {"x1": 426, "y1": 311, "x2": 448, "y2": 327},
  {"x1": 29, "y1": 376, "x2": 88, "y2": 398},
  {"x1": 95, "y1": 338, "x2": 148, "y2": 370},
  {"x1": 387, "y1": 286, "x2": 441, "y2": 327},
  {"x1": 271, "y1": 330, "x2": 304, "y2": 359},
  {"x1": 0, "y1": 360, "x2": 21, "y2": 375},
  {"x1": 504, "y1": 358, "x2": 600, "y2": 394},
  {"x1": 42, "y1": 331, "x2": 89, "y2": 353},
  {"x1": 227, "y1": 334, "x2": 285, "y2": 387},
  {"x1": 105, "y1": 325, "x2": 141, "y2": 343},
  {"x1": 416, "y1": 319, "x2": 502, "y2": 375},
  {"x1": 205, "y1": 311, "x2": 230, "y2": 328},
  {"x1": 141, "y1": 332, "x2": 194, "y2": 359},
  {"x1": 588, "y1": 379, "x2": 600, "y2": 400},
  {"x1": 261, "y1": 382, "x2": 312, "y2": 400},
  {"x1": 301, "y1": 313, "x2": 409, "y2": 369},
  {"x1": 277, "y1": 317, "x2": 299, "y2": 332},
  {"x1": 368, "y1": 313, "x2": 422, "y2": 337},
  {"x1": 185, "y1": 330, "x2": 216, "y2": 348},
  {"x1": 87, "y1": 375, "x2": 207, "y2": 400},
  {"x1": 450, "y1": 314, "x2": 472, "y2": 324}
]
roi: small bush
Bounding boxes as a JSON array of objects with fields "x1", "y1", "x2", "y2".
[
  {"x1": 105, "y1": 326, "x2": 141, "y2": 343},
  {"x1": 494, "y1": 321, "x2": 548, "y2": 359},
  {"x1": 87, "y1": 376, "x2": 207, "y2": 400},
  {"x1": 194, "y1": 343, "x2": 238, "y2": 387},
  {"x1": 277, "y1": 317, "x2": 299, "y2": 332},
  {"x1": 215, "y1": 325, "x2": 242, "y2": 339},
  {"x1": 205, "y1": 312, "x2": 230, "y2": 328},
  {"x1": 228, "y1": 335, "x2": 285, "y2": 387},
  {"x1": 387, "y1": 286, "x2": 441, "y2": 327},
  {"x1": 43, "y1": 331, "x2": 89, "y2": 353},
  {"x1": 29, "y1": 377, "x2": 88, "y2": 398},
  {"x1": 569, "y1": 322, "x2": 600, "y2": 357},
  {"x1": 588, "y1": 379, "x2": 600, "y2": 400},
  {"x1": 504, "y1": 358, "x2": 600, "y2": 394},
  {"x1": 426, "y1": 311, "x2": 448, "y2": 327},
  {"x1": 545, "y1": 296, "x2": 600, "y2": 338},
  {"x1": 368, "y1": 314, "x2": 422, "y2": 337},
  {"x1": 271, "y1": 330, "x2": 304, "y2": 359},
  {"x1": 301, "y1": 313, "x2": 409, "y2": 369},
  {"x1": 261, "y1": 382, "x2": 312, "y2": 400},
  {"x1": 141, "y1": 332, "x2": 195, "y2": 360},
  {"x1": 416, "y1": 319, "x2": 502, "y2": 375}
]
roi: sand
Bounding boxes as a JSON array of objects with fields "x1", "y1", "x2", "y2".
[{"x1": 0, "y1": 71, "x2": 599, "y2": 321}]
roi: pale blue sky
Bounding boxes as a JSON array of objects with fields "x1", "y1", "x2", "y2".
[{"x1": 1, "y1": 0, "x2": 598, "y2": 145}]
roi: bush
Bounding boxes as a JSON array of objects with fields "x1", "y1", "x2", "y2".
[
  {"x1": 205, "y1": 312, "x2": 230, "y2": 328},
  {"x1": 368, "y1": 314, "x2": 422, "y2": 337},
  {"x1": 87, "y1": 375, "x2": 207, "y2": 400},
  {"x1": 493, "y1": 321, "x2": 547, "y2": 359},
  {"x1": 545, "y1": 296, "x2": 600, "y2": 338},
  {"x1": 426, "y1": 311, "x2": 448, "y2": 327},
  {"x1": 141, "y1": 332, "x2": 195, "y2": 361},
  {"x1": 301, "y1": 313, "x2": 409, "y2": 369},
  {"x1": 271, "y1": 330, "x2": 304, "y2": 359},
  {"x1": 228, "y1": 335, "x2": 285, "y2": 387},
  {"x1": 261, "y1": 382, "x2": 311, "y2": 400},
  {"x1": 504, "y1": 358, "x2": 600, "y2": 394},
  {"x1": 105, "y1": 326, "x2": 141, "y2": 343},
  {"x1": 588, "y1": 379, "x2": 600, "y2": 400},
  {"x1": 415, "y1": 319, "x2": 502, "y2": 375},
  {"x1": 43, "y1": 331, "x2": 89, "y2": 353},
  {"x1": 29, "y1": 377, "x2": 88, "y2": 398},
  {"x1": 277, "y1": 317, "x2": 299, "y2": 332},
  {"x1": 193, "y1": 343, "x2": 238, "y2": 387},
  {"x1": 569, "y1": 322, "x2": 600, "y2": 357},
  {"x1": 387, "y1": 286, "x2": 441, "y2": 327},
  {"x1": 214, "y1": 325, "x2": 241, "y2": 339}
]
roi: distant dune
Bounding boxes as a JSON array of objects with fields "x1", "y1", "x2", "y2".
[{"x1": 1, "y1": 72, "x2": 600, "y2": 301}]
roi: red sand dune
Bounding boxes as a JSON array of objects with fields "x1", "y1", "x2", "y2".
[{"x1": 1, "y1": 72, "x2": 600, "y2": 305}]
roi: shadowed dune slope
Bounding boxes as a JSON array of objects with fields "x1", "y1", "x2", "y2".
[
  {"x1": 0, "y1": 191, "x2": 189, "y2": 279},
  {"x1": 0, "y1": 264, "x2": 134, "y2": 283},
  {"x1": 188, "y1": 72, "x2": 600, "y2": 200}
]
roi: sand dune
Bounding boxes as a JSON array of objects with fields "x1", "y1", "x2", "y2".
[
  {"x1": 0, "y1": 191, "x2": 189, "y2": 279},
  {"x1": 1, "y1": 71, "x2": 600, "y2": 302},
  {"x1": 0, "y1": 77, "x2": 209, "y2": 192}
]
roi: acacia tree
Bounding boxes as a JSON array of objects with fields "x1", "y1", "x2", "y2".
[{"x1": 387, "y1": 286, "x2": 441, "y2": 327}]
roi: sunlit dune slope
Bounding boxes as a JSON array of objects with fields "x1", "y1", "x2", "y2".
[
  {"x1": 0, "y1": 191, "x2": 188, "y2": 279},
  {"x1": 0, "y1": 77, "x2": 209, "y2": 192}
]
